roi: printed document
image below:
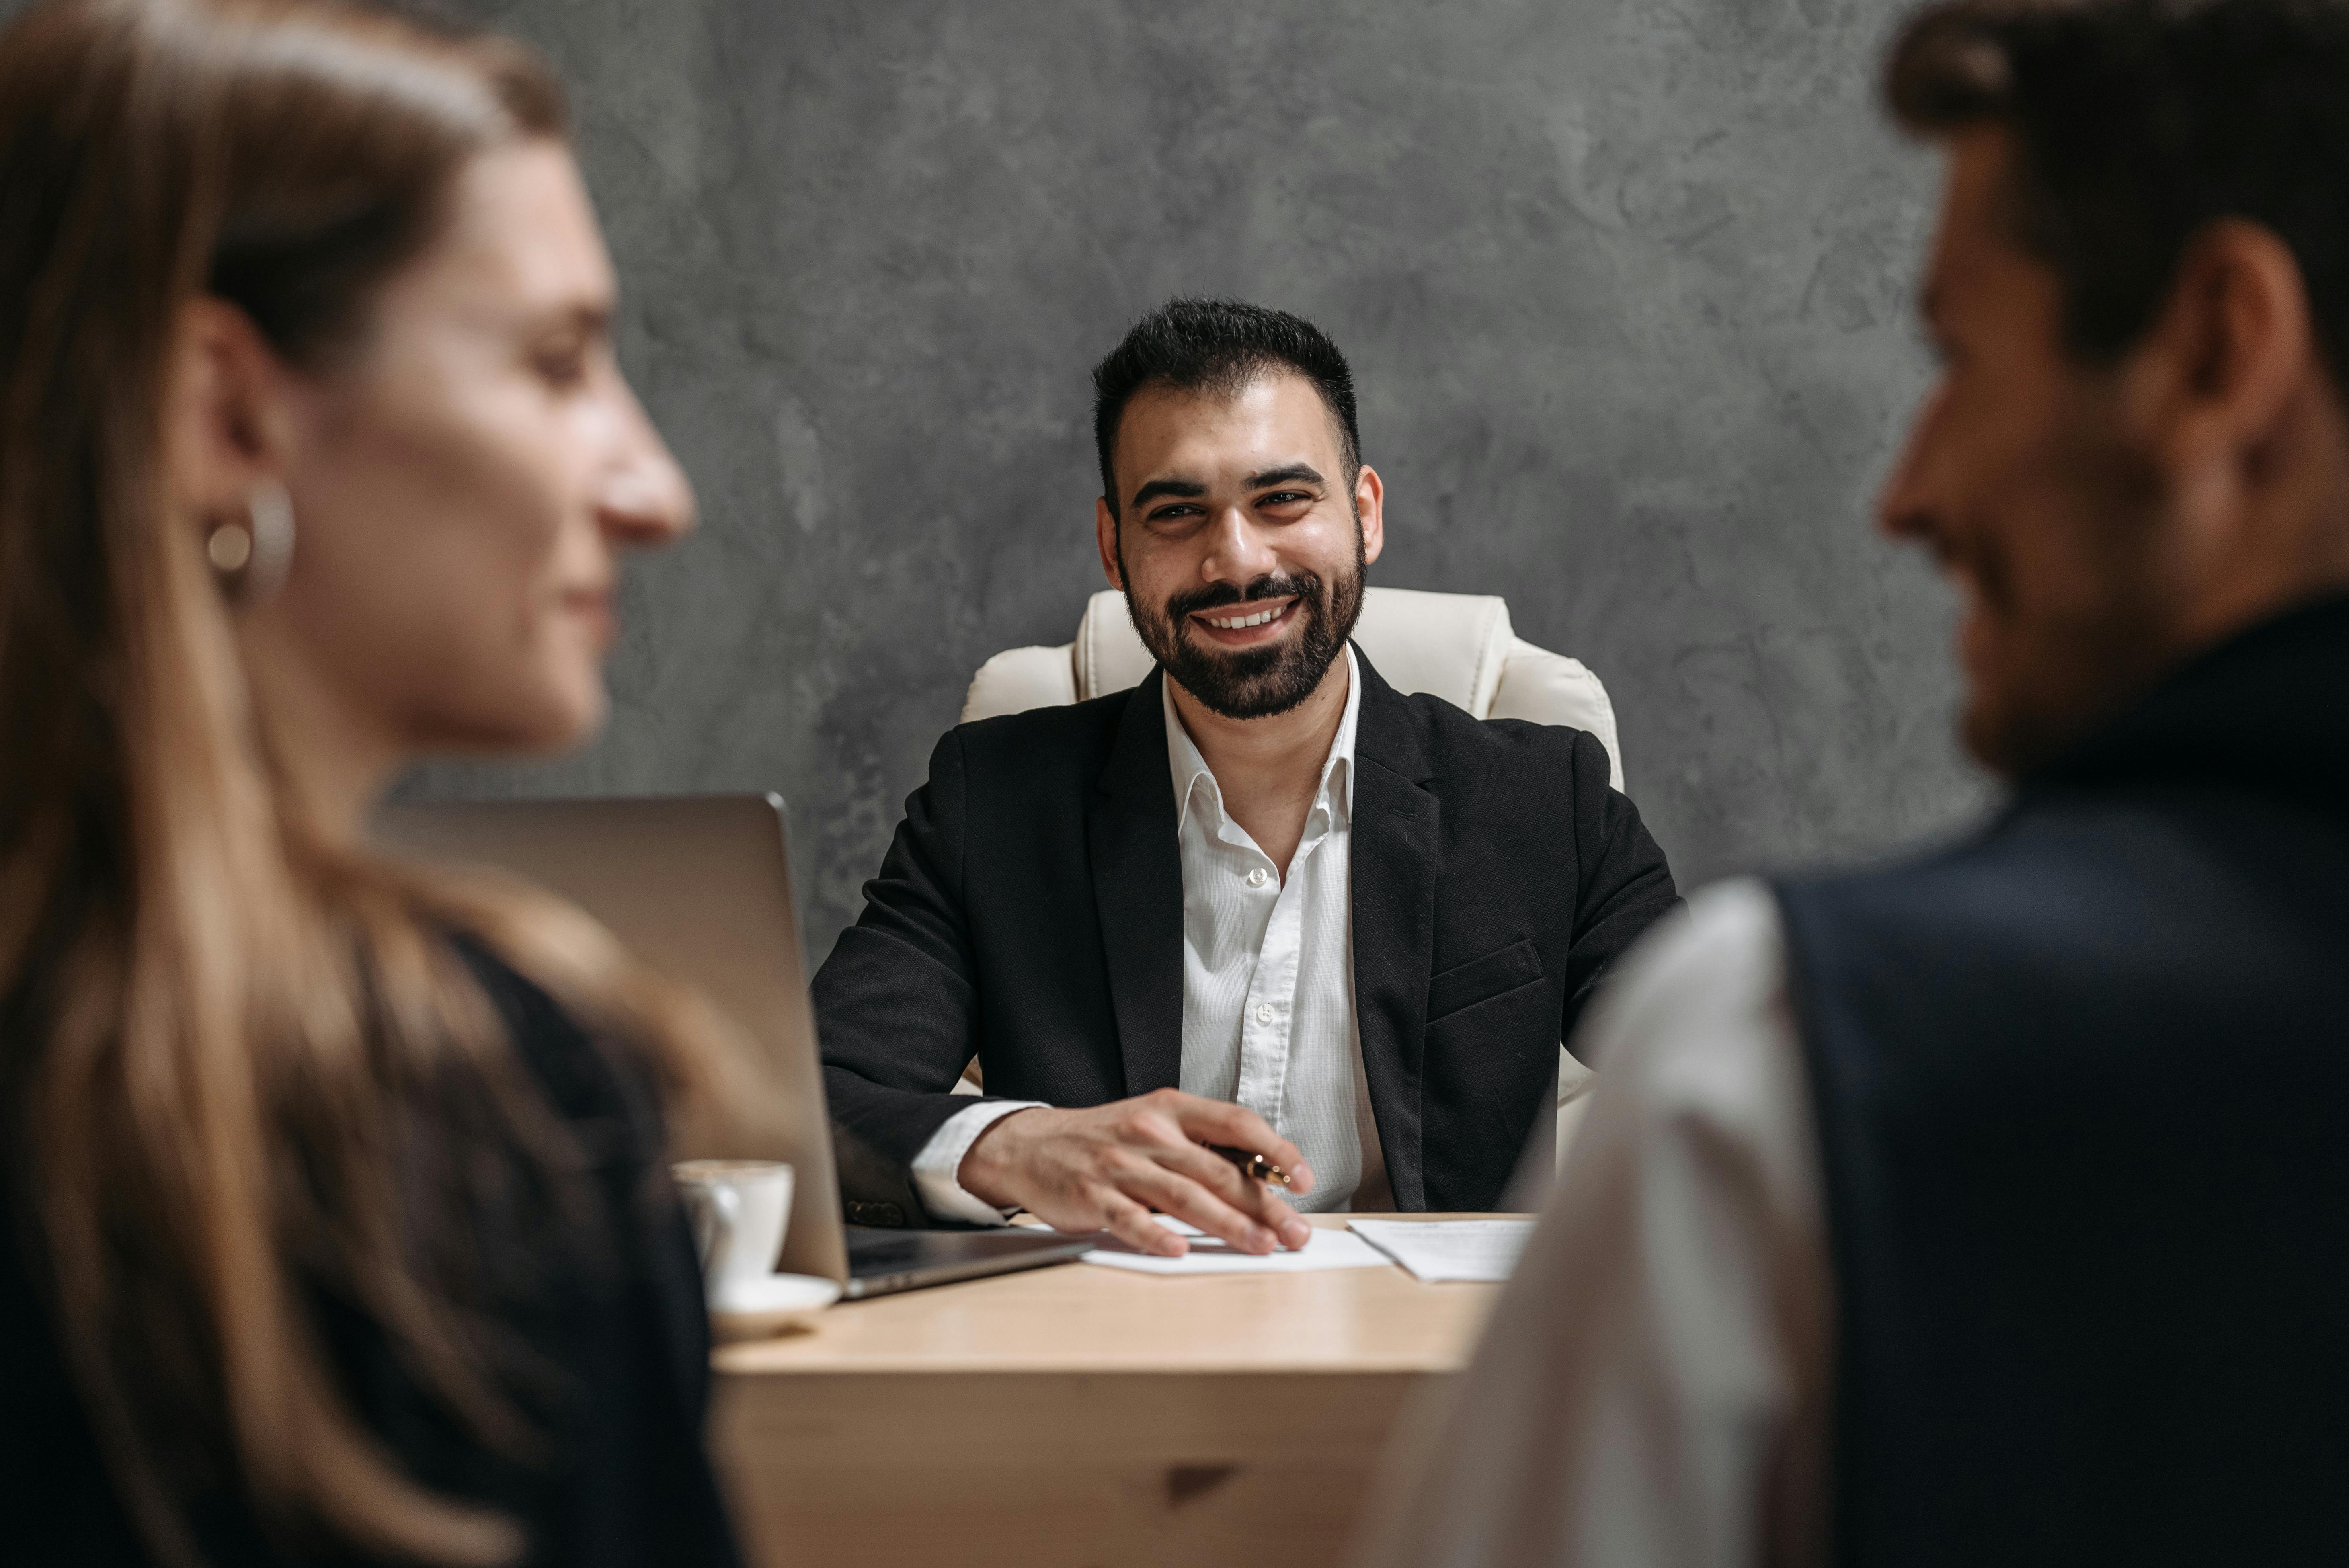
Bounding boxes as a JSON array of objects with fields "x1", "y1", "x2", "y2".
[
  {"x1": 1345, "y1": 1218, "x2": 1537, "y2": 1283},
  {"x1": 1081, "y1": 1217, "x2": 1394, "y2": 1275}
]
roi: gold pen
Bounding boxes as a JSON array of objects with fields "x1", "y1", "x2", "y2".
[{"x1": 1208, "y1": 1144, "x2": 1291, "y2": 1188}]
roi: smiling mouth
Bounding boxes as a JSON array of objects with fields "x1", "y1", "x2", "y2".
[
  {"x1": 1191, "y1": 597, "x2": 1297, "y2": 633},
  {"x1": 565, "y1": 587, "x2": 617, "y2": 645}
]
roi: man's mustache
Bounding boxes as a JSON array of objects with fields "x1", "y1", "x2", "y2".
[{"x1": 1163, "y1": 573, "x2": 1321, "y2": 623}]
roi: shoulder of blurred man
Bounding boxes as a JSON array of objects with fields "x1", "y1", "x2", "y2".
[
  {"x1": 1767, "y1": 595, "x2": 2349, "y2": 1565},
  {"x1": 1775, "y1": 592, "x2": 2349, "y2": 978}
]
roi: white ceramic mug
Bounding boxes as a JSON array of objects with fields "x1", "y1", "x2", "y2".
[{"x1": 673, "y1": 1159, "x2": 794, "y2": 1311}]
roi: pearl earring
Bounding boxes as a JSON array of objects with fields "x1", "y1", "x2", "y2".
[
  {"x1": 205, "y1": 520, "x2": 253, "y2": 573},
  {"x1": 205, "y1": 479, "x2": 296, "y2": 599}
]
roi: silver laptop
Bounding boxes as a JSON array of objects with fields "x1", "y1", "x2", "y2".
[{"x1": 373, "y1": 794, "x2": 1091, "y2": 1298}]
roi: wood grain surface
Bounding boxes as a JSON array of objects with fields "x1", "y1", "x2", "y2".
[{"x1": 710, "y1": 1214, "x2": 1512, "y2": 1567}]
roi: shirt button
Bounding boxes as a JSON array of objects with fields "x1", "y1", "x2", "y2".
[
  {"x1": 1255, "y1": 1003, "x2": 1274, "y2": 1025},
  {"x1": 1246, "y1": 867, "x2": 1269, "y2": 888}
]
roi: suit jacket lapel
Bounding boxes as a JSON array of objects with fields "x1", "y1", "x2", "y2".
[
  {"x1": 1349, "y1": 650, "x2": 1439, "y2": 1211},
  {"x1": 1089, "y1": 669, "x2": 1186, "y2": 1097}
]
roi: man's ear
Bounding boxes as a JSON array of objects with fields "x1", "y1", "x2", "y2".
[
  {"x1": 1095, "y1": 496, "x2": 1125, "y2": 590},
  {"x1": 165, "y1": 297, "x2": 294, "y2": 527},
  {"x1": 1354, "y1": 464, "x2": 1385, "y2": 567},
  {"x1": 2130, "y1": 218, "x2": 2314, "y2": 483}
]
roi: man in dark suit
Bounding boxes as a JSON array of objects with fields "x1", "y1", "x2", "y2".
[{"x1": 816, "y1": 300, "x2": 1678, "y2": 1256}]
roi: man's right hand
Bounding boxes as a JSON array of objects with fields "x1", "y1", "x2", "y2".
[{"x1": 958, "y1": 1089, "x2": 1316, "y2": 1257}]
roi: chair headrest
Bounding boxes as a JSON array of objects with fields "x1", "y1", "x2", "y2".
[{"x1": 1073, "y1": 585, "x2": 1516, "y2": 716}]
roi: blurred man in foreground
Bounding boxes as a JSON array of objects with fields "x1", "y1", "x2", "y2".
[{"x1": 1359, "y1": 2, "x2": 2349, "y2": 1564}]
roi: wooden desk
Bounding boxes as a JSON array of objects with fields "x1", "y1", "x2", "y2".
[{"x1": 710, "y1": 1214, "x2": 1506, "y2": 1568}]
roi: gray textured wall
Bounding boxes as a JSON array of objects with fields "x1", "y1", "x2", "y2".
[{"x1": 398, "y1": 0, "x2": 1990, "y2": 964}]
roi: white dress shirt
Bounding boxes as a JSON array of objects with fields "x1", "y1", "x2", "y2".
[
  {"x1": 1168, "y1": 646, "x2": 1389, "y2": 1214},
  {"x1": 912, "y1": 648, "x2": 1393, "y2": 1222},
  {"x1": 1350, "y1": 878, "x2": 1831, "y2": 1568}
]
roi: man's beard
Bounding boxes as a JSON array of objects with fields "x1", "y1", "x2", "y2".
[
  {"x1": 1957, "y1": 427, "x2": 2182, "y2": 777},
  {"x1": 1124, "y1": 537, "x2": 1366, "y2": 721},
  {"x1": 1962, "y1": 561, "x2": 2177, "y2": 777}
]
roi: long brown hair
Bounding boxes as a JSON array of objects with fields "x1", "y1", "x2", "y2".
[{"x1": 0, "y1": 2, "x2": 736, "y2": 1562}]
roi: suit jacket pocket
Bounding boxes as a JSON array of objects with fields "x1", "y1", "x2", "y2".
[{"x1": 1426, "y1": 938, "x2": 1543, "y2": 1023}]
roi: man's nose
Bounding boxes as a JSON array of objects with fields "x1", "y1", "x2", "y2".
[
  {"x1": 1876, "y1": 381, "x2": 1948, "y2": 545},
  {"x1": 1199, "y1": 504, "x2": 1277, "y2": 585},
  {"x1": 597, "y1": 384, "x2": 697, "y2": 548}
]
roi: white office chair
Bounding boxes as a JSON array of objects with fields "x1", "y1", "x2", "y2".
[
  {"x1": 964, "y1": 585, "x2": 1625, "y2": 791},
  {"x1": 957, "y1": 586, "x2": 1618, "y2": 1173}
]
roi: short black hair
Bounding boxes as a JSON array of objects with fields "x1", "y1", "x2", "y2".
[
  {"x1": 1091, "y1": 298, "x2": 1361, "y2": 515},
  {"x1": 1885, "y1": 0, "x2": 2349, "y2": 384}
]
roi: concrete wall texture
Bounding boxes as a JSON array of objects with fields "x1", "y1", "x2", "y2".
[{"x1": 398, "y1": 0, "x2": 1991, "y2": 964}]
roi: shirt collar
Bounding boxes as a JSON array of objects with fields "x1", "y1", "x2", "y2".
[{"x1": 1163, "y1": 645, "x2": 1361, "y2": 838}]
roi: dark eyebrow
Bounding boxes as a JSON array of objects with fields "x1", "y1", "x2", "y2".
[
  {"x1": 1247, "y1": 464, "x2": 1324, "y2": 490},
  {"x1": 533, "y1": 300, "x2": 613, "y2": 338},
  {"x1": 1131, "y1": 477, "x2": 1207, "y2": 509}
]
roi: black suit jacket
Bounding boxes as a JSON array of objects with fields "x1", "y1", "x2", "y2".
[{"x1": 814, "y1": 651, "x2": 1678, "y2": 1221}]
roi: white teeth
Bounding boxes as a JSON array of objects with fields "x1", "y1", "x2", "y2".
[{"x1": 1206, "y1": 606, "x2": 1281, "y2": 629}]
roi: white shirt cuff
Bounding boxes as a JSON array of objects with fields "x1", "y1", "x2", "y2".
[{"x1": 911, "y1": 1099, "x2": 1048, "y2": 1226}]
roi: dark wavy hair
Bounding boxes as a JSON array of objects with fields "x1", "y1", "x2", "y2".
[{"x1": 1885, "y1": 0, "x2": 2349, "y2": 382}]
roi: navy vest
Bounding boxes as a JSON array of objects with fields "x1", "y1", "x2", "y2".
[{"x1": 1776, "y1": 597, "x2": 2349, "y2": 1568}]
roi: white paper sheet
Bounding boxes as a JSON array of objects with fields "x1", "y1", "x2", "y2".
[
  {"x1": 1081, "y1": 1217, "x2": 1395, "y2": 1275},
  {"x1": 1345, "y1": 1218, "x2": 1537, "y2": 1283}
]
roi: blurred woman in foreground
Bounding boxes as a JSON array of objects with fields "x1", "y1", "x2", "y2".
[{"x1": 0, "y1": 0, "x2": 750, "y2": 1562}]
